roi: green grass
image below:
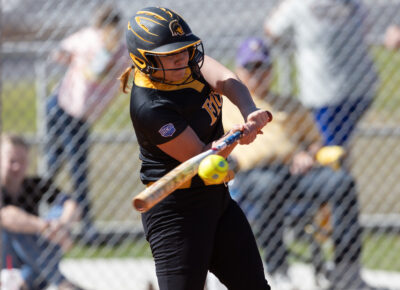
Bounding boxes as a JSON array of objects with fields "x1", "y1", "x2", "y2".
[
  {"x1": 65, "y1": 239, "x2": 152, "y2": 259},
  {"x1": 2, "y1": 82, "x2": 38, "y2": 133},
  {"x1": 3, "y1": 46, "x2": 400, "y2": 133},
  {"x1": 0, "y1": 81, "x2": 132, "y2": 134},
  {"x1": 286, "y1": 232, "x2": 400, "y2": 272},
  {"x1": 61, "y1": 232, "x2": 400, "y2": 273}
]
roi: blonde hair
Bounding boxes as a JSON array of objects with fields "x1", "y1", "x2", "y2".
[{"x1": 118, "y1": 66, "x2": 134, "y2": 94}]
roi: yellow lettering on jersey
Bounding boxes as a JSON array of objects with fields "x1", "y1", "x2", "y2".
[{"x1": 202, "y1": 92, "x2": 223, "y2": 125}]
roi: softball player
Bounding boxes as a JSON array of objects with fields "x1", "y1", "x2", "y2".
[{"x1": 119, "y1": 6, "x2": 271, "y2": 290}]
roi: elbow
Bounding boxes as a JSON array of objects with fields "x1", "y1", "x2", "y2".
[{"x1": 219, "y1": 77, "x2": 244, "y2": 97}]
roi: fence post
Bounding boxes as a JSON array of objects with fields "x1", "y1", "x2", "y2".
[{"x1": 34, "y1": 58, "x2": 48, "y2": 175}]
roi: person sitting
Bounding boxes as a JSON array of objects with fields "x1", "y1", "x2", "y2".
[
  {"x1": 224, "y1": 38, "x2": 380, "y2": 290},
  {"x1": 1, "y1": 134, "x2": 83, "y2": 290}
]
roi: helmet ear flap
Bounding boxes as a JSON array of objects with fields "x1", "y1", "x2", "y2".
[
  {"x1": 146, "y1": 55, "x2": 157, "y2": 72},
  {"x1": 130, "y1": 53, "x2": 157, "y2": 74},
  {"x1": 130, "y1": 53, "x2": 147, "y2": 71}
]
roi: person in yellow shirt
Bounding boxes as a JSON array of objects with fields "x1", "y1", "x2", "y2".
[{"x1": 225, "y1": 38, "x2": 378, "y2": 290}]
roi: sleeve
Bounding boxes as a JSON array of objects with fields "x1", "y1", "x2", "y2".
[
  {"x1": 265, "y1": 0, "x2": 298, "y2": 37},
  {"x1": 135, "y1": 100, "x2": 188, "y2": 145},
  {"x1": 60, "y1": 28, "x2": 94, "y2": 56}
]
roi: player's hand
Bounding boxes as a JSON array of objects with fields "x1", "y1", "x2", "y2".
[
  {"x1": 42, "y1": 220, "x2": 74, "y2": 252},
  {"x1": 240, "y1": 109, "x2": 272, "y2": 145},
  {"x1": 290, "y1": 151, "x2": 315, "y2": 175}
]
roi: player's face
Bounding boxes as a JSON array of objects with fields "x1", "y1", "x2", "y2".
[
  {"x1": 0, "y1": 143, "x2": 29, "y2": 186},
  {"x1": 154, "y1": 49, "x2": 190, "y2": 82}
]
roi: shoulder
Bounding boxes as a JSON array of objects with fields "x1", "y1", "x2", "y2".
[
  {"x1": 61, "y1": 27, "x2": 100, "y2": 50},
  {"x1": 72, "y1": 27, "x2": 99, "y2": 39},
  {"x1": 131, "y1": 87, "x2": 179, "y2": 123}
]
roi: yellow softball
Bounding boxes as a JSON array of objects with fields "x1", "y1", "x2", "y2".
[{"x1": 198, "y1": 154, "x2": 229, "y2": 184}]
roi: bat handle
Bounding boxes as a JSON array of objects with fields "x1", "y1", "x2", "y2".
[
  {"x1": 212, "y1": 131, "x2": 242, "y2": 152},
  {"x1": 212, "y1": 111, "x2": 272, "y2": 151},
  {"x1": 224, "y1": 131, "x2": 243, "y2": 145}
]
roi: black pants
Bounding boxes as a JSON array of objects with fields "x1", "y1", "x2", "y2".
[{"x1": 141, "y1": 185, "x2": 270, "y2": 290}]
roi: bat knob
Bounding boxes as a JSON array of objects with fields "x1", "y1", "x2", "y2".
[
  {"x1": 133, "y1": 198, "x2": 148, "y2": 212},
  {"x1": 266, "y1": 110, "x2": 273, "y2": 122}
]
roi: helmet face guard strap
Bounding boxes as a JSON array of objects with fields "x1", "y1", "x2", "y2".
[{"x1": 126, "y1": 7, "x2": 204, "y2": 85}]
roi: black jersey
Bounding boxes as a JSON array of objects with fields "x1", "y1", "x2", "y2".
[{"x1": 130, "y1": 69, "x2": 224, "y2": 186}]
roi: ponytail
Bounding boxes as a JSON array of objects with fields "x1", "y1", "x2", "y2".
[{"x1": 118, "y1": 65, "x2": 134, "y2": 93}]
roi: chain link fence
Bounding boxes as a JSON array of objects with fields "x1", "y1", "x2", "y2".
[{"x1": 1, "y1": 0, "x2": 400, "y2": 289}]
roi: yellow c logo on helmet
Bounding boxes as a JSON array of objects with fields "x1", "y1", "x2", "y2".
[{"x1": 169, "y1": 20, "x2": 184, "y2": 37}]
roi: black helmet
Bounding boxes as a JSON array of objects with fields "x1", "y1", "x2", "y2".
[{"x1": 126, "y1": 7, "x2": 204, "y2": 82}]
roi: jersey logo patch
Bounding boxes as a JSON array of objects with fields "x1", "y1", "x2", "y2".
[{"x1": 159, "y1": 123, "x2": 176, "y2": 137}]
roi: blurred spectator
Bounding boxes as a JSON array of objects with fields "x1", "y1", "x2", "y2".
[
  {"x1": 1, "y1": 134, "x2": 82, "y2": 290},
  {"x1": 224, "y1": 38, "x2": 379, "y2": 290},
  {"x1": 45, "y1": 5, "x2": 127, "y2": 227},
  {"x1": 264, "y1": 0, "x2": 378, "y2": 148},
  {"x1": 384, "y1": 25, "x2": 400, "y2": 50}
]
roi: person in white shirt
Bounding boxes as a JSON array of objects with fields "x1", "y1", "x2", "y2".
[
  {"x1": 264, "y1": 0, "x2": 378, "y2": 147},
  {"x1": 45, "y1": 5, "x2": 127, "y2": 228}
]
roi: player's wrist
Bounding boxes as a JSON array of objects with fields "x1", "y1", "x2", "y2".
[{"x1": 243, "y1": 106, "x2": 259, "y2": 122}]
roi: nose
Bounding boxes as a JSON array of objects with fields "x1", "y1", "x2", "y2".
[
  {"x1": 174, "y1": 55, "x2": 185, "y2": 65},
  {"x1": 174, "y1": 51, "x2": 188, "y2": 65}
]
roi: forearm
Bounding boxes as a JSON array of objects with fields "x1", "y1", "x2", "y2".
[
  {"x1": 221, "y1": 78, "x2": 258, "y2": 121},
  {"x1": 201, "y1": 55, "x2": 258, "y2": 120},
  {"x1": 59, "y1": 199, "x2": 81, "y2": 225},
  {"x1": 308, "y1": 142, "x2": 323, "y2": 157},
  {"x1": 0, "y1": 206, "x2": 48, "y2": 234}
]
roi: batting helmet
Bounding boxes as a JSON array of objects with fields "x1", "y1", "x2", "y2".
[{"x1": 126, "y1": 7, "x2": 204, "y2": 80}]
